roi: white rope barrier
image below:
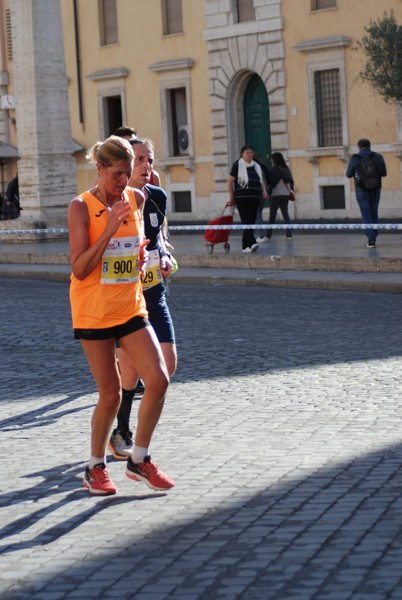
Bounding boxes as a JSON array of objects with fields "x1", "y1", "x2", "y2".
[
  {"x1": 0, "y1": 223, "x2": 401, "y2": 235},
  {"x1": 0, "y1": 228, "x2": 69, "y2": 235},
  {"x1": 172, "y1": 223, "x2": 402, "y2": 231}
]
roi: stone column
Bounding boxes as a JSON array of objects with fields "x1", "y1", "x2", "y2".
[{"x1": 10, "y1": 0, "x2": 76, "y2": 223}]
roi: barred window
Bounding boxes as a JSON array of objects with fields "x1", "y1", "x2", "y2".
[
  {"x1": 99, "y1": 0, "x2": 118, "y2": 46},
  {"x1": 322, "y1": 186, "x2": 345, "y2": 210},
  {"x1": 172, "y1": 191, "x2": 192, "y2": 212},
  {"x1": 311, "y1": 0, "x2": 336, "y2": 9},
  {"x1": 5, "y1": 9, "x2": 12, "y2": 61},
  {"x1": 162, "y1": 0, "x2": 183, "y2": 35},
  {"x1": 315, "y1": 69, "x2": 342, "y2": 147},
  {"x1": 236, "y1": 0, "x2": 255, "y2": 23}
]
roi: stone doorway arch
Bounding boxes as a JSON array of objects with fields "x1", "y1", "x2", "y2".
[
  {"x1": 244, "y1": 73, "x2": 271, "y2": 168},
  {"x1": 226, "y1": 69, "x2": 256, "y2": 166}
]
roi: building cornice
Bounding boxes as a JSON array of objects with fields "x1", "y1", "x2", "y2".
[
  {"x1": 87, "y1": 67, "x2": 129, "y2": 81},
  {"x1": 204, "y1": 18, "x2": 282, "y2": 41},
  {"x1": 148, "y1": 58, "x2": 195, "y2": 73},
  {"x1": 305, "y1": 146, "x2": 349, "y2": 163},
  {"x1": 158, "y1": 156, "x2": 194, "y2": 172},
  {"x1": 294, "y1": 36, "x2": 351, "y2": 53}
]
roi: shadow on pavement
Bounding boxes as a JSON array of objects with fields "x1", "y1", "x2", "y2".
[
  {"x1": 1, "y1": 443, "x2": 402, "y2": 598},
  {"x1": 0, "y1": 394, "x2": 95, "y2": 432},
  {"x1": 0, "y1": 466, "x2": 166, "y2": 555}
]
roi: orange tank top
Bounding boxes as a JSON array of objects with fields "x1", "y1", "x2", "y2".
[{"x1": 69, "y1": 188, "x2": 147, "y2": 329}]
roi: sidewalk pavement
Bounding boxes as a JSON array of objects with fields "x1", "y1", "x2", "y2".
[
  {"x1": 2, "y1": 279, "x2": 402, "y2": 599},
  {"x1": 1, "y1": 228, "x2": 402, "y2": 291}
]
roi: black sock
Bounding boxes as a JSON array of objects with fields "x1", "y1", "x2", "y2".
[{"x1": 117, "y1": 388, "x2": 135, "y2": 434}]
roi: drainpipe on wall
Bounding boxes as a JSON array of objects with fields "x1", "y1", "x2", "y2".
[{"x1": 73, "y1": 0, "x2": 84, "y2": 124}]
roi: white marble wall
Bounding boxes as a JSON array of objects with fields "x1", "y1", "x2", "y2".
[
  {"x1": 204, "y1": 0, "x2": 287, "y2": 210},
  {"x1": 10, "y1": 0, "x2": 76, "y2": 221}
]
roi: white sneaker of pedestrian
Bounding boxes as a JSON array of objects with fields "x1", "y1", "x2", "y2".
[
  {"x1": 251, "y1": 244, "x2": 259, "y2": 253},
  {"x1": 242, "y1": 247, "x2": 252, "y2": 254}
]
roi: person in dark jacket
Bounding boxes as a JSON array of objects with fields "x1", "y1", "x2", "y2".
[
  {"x1": 267, "y1": 153, "x2": 294, "y2": 240},
  {"x1": 3, "y1": 175, "x2": 20, "y2": 219},
  {"x1": 228, "y1": 145, "x2": 268, "y2": 253},
  {"x1": 346, "y1": 138, "x2": 387, "y2": 248}
]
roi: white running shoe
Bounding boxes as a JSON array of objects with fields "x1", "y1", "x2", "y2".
[{"x1": 108, "y1": 429, "x2": 133, "y2": 460}]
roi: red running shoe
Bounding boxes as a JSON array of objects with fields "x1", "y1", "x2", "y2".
[
  {"x1": 126, "y1": 455, "x2": 175, "y2": 491},
  {"x1": 83, "y1": 463, "x2": 118, "y2": 495}
]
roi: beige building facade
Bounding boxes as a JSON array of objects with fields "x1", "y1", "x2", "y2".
[
  {"x1": 1, "y1": 0, "x2": 401, "y2": 223},
  {"x1": 283, "y1": 0, "x2": 402, "y2": 220},
  {"x1": 59, "y1": 0, "x2": 214, "y2": 221}
]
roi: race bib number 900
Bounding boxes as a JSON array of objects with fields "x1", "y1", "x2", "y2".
[{"x1": 100, "y1": 236, "x2": 140, "y2": 284}]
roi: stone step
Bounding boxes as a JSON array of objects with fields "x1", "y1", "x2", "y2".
[{"x1": 0, "y1": 249, "x2": 401, "y2": 273}]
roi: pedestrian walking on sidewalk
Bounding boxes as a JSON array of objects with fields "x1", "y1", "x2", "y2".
[
  {"x1": 346, "y1": 138, "x2": 387, "y2": 248},
  {"x1": 3, "y1": 175, "x2": 20, "y2": 219},
  {"x1": 228, "y1": 145, "x2": 268, "y2": 253},
  {"x1": 266, "y1": 152, "x2": 294, "y2": 240},
  {"x1": 108, "y1": 136, "x2": 177, "y2": 461},
  {"x1": 253, "y1": 151, "x2": 271, "y2": 244},
  {"x1": 68, "y1": 135, "x2": 174, "y2": 495}
]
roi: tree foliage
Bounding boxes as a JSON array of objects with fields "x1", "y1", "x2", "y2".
[{"x1": 356, "y1": 11, "x2": 402, "y2": 103}]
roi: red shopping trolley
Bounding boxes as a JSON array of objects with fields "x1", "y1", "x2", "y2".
[{"x1": 204, "y1": 201, "x2": 234, "y2": 254}]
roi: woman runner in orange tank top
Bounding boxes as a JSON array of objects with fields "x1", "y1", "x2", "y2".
[{"x1": 68, "y1": 135, "x2": 175, "y2": 496}]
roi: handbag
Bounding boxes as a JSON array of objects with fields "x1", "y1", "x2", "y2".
[{"x1": 283, "y1": 179, "x2": 295, "y2": 201}]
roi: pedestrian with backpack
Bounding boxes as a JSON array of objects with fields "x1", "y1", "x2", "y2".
[{"x1": 346, "y1": 138, "x2": 387, "y2": 248}]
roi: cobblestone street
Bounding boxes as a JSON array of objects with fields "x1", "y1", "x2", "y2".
[{"x1": 1, "y1": 278, "x2": 402, "y2": 599}]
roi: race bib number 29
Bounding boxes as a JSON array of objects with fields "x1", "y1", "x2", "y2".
[
  {"x1": 100, "y1": 236, "x2": 140, "y2": 284},
  {"x1": 141, "y1": 249, "x2": 163, "y2": 290}
]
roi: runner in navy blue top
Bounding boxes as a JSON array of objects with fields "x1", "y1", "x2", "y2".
[{"x1": 108, "y1": 137, "x2": 177, "y2": 460}]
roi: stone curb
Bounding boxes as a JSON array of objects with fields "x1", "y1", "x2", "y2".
[
  {"x1": 1, "y1": 250, "x2": 402, "y2": 274},
  {"x1": 1, "y1": 263, "x2": 402, "y2": 293}
]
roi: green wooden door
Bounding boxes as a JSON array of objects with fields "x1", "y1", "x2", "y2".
[{"x1": 244, "y1": 75, "x2": 271, "y2": 167}]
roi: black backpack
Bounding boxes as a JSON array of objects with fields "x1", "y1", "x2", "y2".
[{"x1": 356, "y1": 152, "x2": 380, "y2": 190}]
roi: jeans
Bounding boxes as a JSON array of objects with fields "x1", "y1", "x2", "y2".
[
  {"x1": 267, "y1": 195, "x2": 292, "y2": 238},
  {"x1": 355, "y1": 187, "x2": 381, "y2": 244}
]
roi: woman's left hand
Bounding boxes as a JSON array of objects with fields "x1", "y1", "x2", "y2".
[
  {"x1": 160, "y1": 255, "x2": 173, "y2": 278},
  {"x1": 139, "y1": 238, "x2": 150, "y2": 277}
]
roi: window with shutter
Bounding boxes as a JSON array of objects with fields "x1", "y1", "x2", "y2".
[
  {"x1": 99, "y1": 0, "x2": 118, "y2": 46},
  {"x1": 311, "y1": 0, "x2": 336, "y2": 10},
  {"x1": 236, "y1": 0, "x2": 255, "y2": 23},
  {"x1": 162, "y1": 0, "x2": 183, "y2": 35}
]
